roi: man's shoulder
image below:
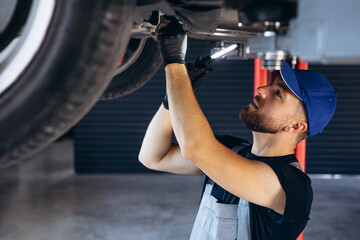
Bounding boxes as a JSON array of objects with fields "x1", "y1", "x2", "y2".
[
  {"x1": 215, "y1": 135, "x2": 250, "y2": 149},
  {"x1": 261, "y1": 156, "x2": 311, "y2": 184}
]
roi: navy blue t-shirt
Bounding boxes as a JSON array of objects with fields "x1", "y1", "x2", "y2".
[{"x1": 203, "y1": 135, "x2": 313, "y2": 240}]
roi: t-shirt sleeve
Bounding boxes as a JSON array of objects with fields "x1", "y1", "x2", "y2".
[{"x1": 264, "y1": 160, "x2": 313, "y2": 224}]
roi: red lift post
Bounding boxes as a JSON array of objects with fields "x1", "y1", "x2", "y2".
[
  {"x1": 295, "y1": 59, "x2": 308, "y2": 173},
  {"x1": 254, "y1": 58, "x2": 308, "y2": 240}
]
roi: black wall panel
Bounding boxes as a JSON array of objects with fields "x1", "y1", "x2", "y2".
[
  {"x1": 73, "y1": 39, "x2": 360, "y2": 174},
  {"x1": 306, "y1": 65, "x2": 360, "y2": 174}
]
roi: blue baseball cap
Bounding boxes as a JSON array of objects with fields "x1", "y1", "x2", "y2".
[{"x1": 278, "y1": 60, "x2": 337, "y2": 137}]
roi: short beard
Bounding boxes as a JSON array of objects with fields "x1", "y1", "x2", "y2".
[{"x1": 239, "y1": 106, "x2": 283, "y2": 134}]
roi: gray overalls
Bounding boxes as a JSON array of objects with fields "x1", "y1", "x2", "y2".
[
  {"x1": 189, "y1": 145, "x2": 302, "y2": 240},
  {"x1": 189, "y1": 182, "x2": 251, "y2": 240}
]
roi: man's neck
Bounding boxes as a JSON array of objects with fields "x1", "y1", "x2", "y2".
[{"x1": 251, "y1": 131, "x2": 296, "y2": 157}]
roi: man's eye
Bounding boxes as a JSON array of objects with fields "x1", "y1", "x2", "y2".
[{"x1": 275, "y1": 90, "x2": 282, "y2": 98}]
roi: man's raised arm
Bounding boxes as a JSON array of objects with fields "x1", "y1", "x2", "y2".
[{"x1": 138, "y1": 104, "x2": 202, "y2": 175}]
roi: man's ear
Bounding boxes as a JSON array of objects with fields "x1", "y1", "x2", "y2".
[{"x1": 287, "y1": 120, "x2": 308, "y2": 134}]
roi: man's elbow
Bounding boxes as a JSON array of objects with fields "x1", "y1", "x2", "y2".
[
  {"x1": 138, "y1": 153, "x2": 154, "y2": 169},
  {"x1": 139, "y1": 153, "x2": 163, "y2": 171},
  {"x1": 181, "y1": 136, "x2": 216, "y2": 162},
  {"x1": 180, "y1": 143, "x2": 199, "y2": 163}
]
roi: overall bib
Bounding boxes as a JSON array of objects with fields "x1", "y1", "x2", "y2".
[
  {"x1": 189, "y1": 182, "x2": 251, "y2": 240},
  {"x1": 189, "y1": 144, "x2": 302, "y2": 240},
  {"x1": 189, "y1": 144, "x2": 252, "y2": 240}
]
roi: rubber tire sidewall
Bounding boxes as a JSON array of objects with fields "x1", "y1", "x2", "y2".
[
  {"x1": 101, "y1": 37, "x2": 162, "y2": 100},
  {"x1": 0, "y1": 0, "x2": 134, "y2": 168}
]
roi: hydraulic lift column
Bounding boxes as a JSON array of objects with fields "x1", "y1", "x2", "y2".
[{"x1": 295, "y1": 59, "x2": 308, "y2": 172}]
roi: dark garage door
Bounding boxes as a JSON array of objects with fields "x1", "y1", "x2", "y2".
[{"x1": 73, "y1": 39, "x2": 360, "y2": 174}]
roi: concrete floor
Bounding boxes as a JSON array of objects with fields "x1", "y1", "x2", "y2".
[{"x1": 0, "y1": 139, "x2": 359, "y2": 240}]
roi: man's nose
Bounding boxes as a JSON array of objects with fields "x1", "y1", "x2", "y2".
[{"x1": 256, "y1": 85, "x2": 267, "y2": 98}]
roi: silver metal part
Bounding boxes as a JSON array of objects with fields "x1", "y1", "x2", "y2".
[
  {"x1": 237, "y1": 0, "x2": 360, "y2": 67},
  {"x1": 187, "y1": 28, "x2": 257, "y2": 43},
  {"x1": 113, "y1": 39, "x2": 147, "y2": 76},
  {"x1": 246, "y1": 30, "x2": 288, "y2": 70},
  {"x1": 0, "y1": 0, "x2": 18, "y2": 33},
  {"x1": 288, "y1": 0, "x2": 360, "y2": 64},
  {"x1": 264, "y1": 21, "x2": 281, "y2": 31},
  {"x1": 256, "y1": 50, "x2": 287, "y2": 70},
  {"x1": 0, "y1": 0, "x2": 55, "y2": 95},
  {"x1": 131, "y1": 22, "x2": 156, "y2": 39},
  {"x1": 131, "y1": 1, "x2": 173, "y2": 38},
  {"x1": 133, "y1": 1, "x2": 174, "y2": 25}
]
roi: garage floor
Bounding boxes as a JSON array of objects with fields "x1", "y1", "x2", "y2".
[{"x1": 0, "y1": 138, "x2": 359, "y2": 240}]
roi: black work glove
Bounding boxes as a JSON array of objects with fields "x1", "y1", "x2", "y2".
[
  {"x1": 157, "y1": 15, "x2": 187, "y2": 66},
  {"x1": 162, "y1": 56, "x2": 213, "y2": 110}
]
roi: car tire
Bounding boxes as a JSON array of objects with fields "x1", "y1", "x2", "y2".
[
  {"x1": 0, "y1": 0, "x2": 135, "y2": 168},
  {"x1": 100, "y1": 37, "x2": 162, "y2": 100}
]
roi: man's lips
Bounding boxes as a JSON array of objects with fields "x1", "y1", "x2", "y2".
[
  {"x1": 250, "y1": 96, "x2": 260, "y2": 109},
  {"x1": 250, "y1": 102, "x2": 258, "y2": 109}
]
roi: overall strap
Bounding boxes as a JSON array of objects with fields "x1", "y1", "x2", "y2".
[
  {"x1": 231, "y1": 142, "x2": 251, "y2": 155},
  {"x1": 289, "y1": 161, "x2": 302, "y2": 171},
  {"x1": 210, "y1": 143, "x2": 251, "y2": 196}
]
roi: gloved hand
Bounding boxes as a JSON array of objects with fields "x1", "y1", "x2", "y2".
[
  {"x1": 162, "y1": 55, "x2": 213, "y2": 110},
  {"x1": 157, "y1": 15, "x2": 187, "y2": 66}
]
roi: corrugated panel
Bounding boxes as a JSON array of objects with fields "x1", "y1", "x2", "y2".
[
  {"x1": 73, "y1": 39, "x2": 360, "y2": 174},
  {"x1": 306, "y1": 65, "x2": 360, "y2": 174}
]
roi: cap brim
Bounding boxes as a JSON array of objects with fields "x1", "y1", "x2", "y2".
[{"x1": 279, "y1": 61, "x2": 303, "y2": 101}]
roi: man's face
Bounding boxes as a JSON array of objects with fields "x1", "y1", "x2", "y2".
[{"x1": 240, "y1": 76, "x2": 305, "y2": 134}]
